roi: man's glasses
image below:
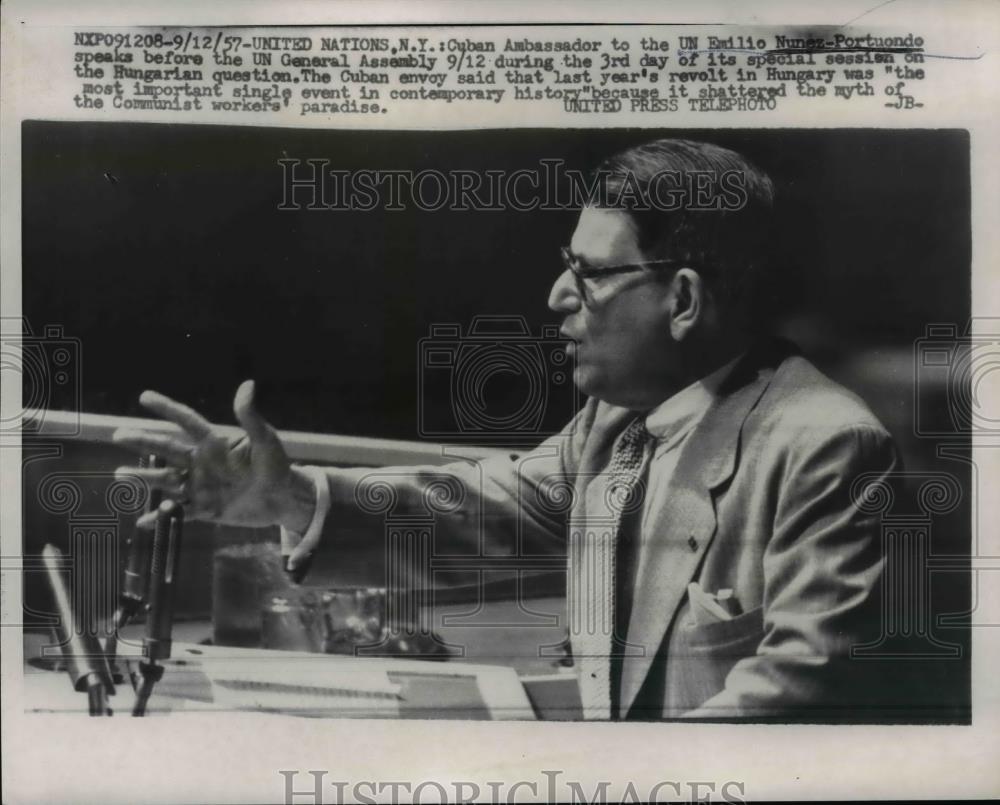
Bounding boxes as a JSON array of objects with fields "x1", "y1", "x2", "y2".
[{"x1": 559, "y1": 246, "x2": 687, "y2": 300}]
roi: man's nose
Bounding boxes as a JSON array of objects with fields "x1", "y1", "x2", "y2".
[{"x1": 548, "y1": 269, "x2": 582, "y2": 313}]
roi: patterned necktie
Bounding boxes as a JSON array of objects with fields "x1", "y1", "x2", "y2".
[{"x1": 571, "y1": 416, "x2": 653, "y2": 720}]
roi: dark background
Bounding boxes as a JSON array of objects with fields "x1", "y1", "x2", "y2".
[{"x1": 22, "y1": 122, "x2": 970, "y2": 443}]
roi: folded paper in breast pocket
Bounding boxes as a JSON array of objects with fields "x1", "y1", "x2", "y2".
[{"x1": 687, "y1": 582, "x2": 735, "y2": 627}]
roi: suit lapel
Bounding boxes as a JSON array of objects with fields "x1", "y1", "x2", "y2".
[{"x1": 618, "y1": 348, "x2": 782, "y2": 716}]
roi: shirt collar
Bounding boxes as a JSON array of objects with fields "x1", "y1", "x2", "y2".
[{"x1": 643, "y1": 353, "x2": 745, "y2": 449}]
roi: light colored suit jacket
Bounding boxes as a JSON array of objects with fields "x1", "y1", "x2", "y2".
[{"x1": 317, "y1": 341, "x2": 899, "y2": 720}]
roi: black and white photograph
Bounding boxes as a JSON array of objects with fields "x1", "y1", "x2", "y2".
[
  {"x1": 18, "y1": 122, "x2": 974, "y2": 724},
  {"x1": 3, "y1": 4, "x2": 999, "y2": 803}
]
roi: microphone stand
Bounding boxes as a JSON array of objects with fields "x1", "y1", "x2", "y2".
[
  {"x1": 132, "y1": 500, "x2": 184, "y2": 716},
  {"x1": 42, "y1": 545, "x2": 115, "y2": 716},
  {"x1": 105, "y1": 454, "x2": 164, "y2": 686}
]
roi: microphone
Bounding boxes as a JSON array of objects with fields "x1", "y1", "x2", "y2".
[
  {"x1": 107, "y1": 454, "x2": 165, "y2": 683},
  {"x1": 132, "y1": 500, "x2": 184, "y2": 716},
  {"x1": 120, "y1": 454, "x2": 165, "y2": 614},
  {"x1": 144, "y1": 499, "x2": 183, "y2": 661},
  {"x1": 42, "y1": 544, "x2": 115, "y2": 716}
]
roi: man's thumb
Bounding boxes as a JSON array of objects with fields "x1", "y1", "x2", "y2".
[{"x1": 233, "y1": 379, "x2": 274, "y2": 444}]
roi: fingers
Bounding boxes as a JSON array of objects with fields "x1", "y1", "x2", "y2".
[
  {"x1": 112, "y1": 429, "x2": 195, "y2": 465},
  {"x1": 114, "y1": 465, "x2": 188, "y2": 496},
  {"x1": 233, "y1": 379, "x2": 276, "y2": 446},
  {"x1": 139, "y1": 390, "x2": 214, "y2": 441},
  {"x1": 121, "y1": 467, "x2": 190, "y2": 530}
]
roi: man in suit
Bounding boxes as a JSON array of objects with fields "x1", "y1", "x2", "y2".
[{"x1": 114, "y1": 139, "x2": 899, "y2": 720}]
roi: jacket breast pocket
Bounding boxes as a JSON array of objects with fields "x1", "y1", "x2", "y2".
[
  {"x1": 684, "y1": 605, "x2": 765, "y2": 655},
  {"x1": 665, "y1": 606, "x2": 766, "y2": 713},
  {"x1": 664, "y1": 607, "x2": 764, "y2": 715}
]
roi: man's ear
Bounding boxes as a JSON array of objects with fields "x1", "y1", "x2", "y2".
[{"x1": 667, "y1": 268, "x2": 707, "y2": 341}]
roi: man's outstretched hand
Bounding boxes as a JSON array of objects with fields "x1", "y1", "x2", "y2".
[{"x1": 113, "y1": 380, "x2": 315, "y2": 533}]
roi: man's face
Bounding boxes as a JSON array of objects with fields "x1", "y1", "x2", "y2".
[{"x1": 549, "y1": 206, "x2": 681, "y2": 409}]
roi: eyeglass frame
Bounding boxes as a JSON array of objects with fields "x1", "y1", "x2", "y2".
[{"x1": 559, "y1": 246, "x2": 706, "y2": 301}]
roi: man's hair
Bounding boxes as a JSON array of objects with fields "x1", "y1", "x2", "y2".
[{"x1": 592, "y1": 138, "x2": 777, "y2": 329}]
